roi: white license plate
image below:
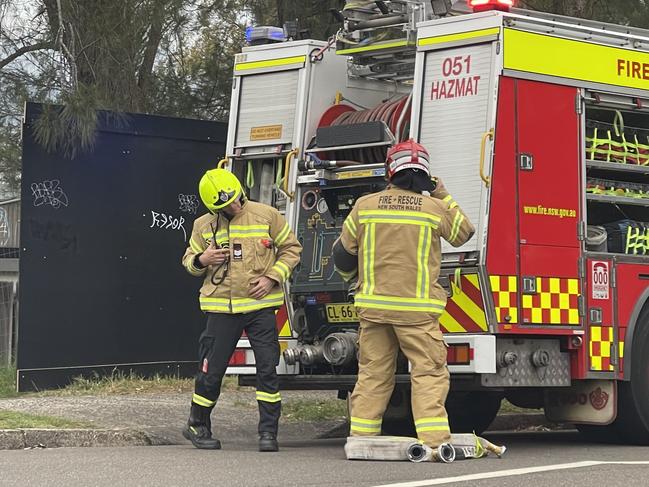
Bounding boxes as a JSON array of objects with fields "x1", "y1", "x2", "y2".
[{"x1": 325, "y1": 303, "x2": 358, "y2": 323}]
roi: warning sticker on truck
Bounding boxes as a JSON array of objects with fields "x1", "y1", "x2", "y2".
[
  {"x1": 591, "y1": 261, "x2": 609, "y2": 300},
  {"x1": 250, "y1": 124, "x2": 283, "y2": 141}
]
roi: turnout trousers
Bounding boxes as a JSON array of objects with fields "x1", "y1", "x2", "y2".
[
  {"x1": 192, "y1": 308, "x2": 281, "y2": 435},
  {"x1": 349, "y1": 317, "x2": 451, "y2": 447}
]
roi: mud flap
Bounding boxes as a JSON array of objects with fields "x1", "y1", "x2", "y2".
[{"x1": 544, "y1": 379, "x2": 616, "y2": 425}]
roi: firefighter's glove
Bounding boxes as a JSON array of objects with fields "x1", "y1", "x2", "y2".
[
  {"x1": 249, "y1": 276, "x2": 276, "y2": 300},
  {"x1": 199, "y1": 243, "x2": 229, "y2": 267},
  {"x1": 430, "y1": 177, "x2": 450, "y2": 200}
]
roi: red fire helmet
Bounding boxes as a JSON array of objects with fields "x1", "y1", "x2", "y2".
[{"x1": 385, "y1": 139, "x2": 431, "y2": 180}]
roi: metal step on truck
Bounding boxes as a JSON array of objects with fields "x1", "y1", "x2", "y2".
[{"x1": 221, "y1": 0, "x2": 649, "y2": 443}]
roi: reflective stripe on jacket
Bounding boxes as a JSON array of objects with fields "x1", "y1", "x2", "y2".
[
  {"x1": 182, "y1": 201, "x2": 302, "y2": 313},
  {"x1": 338, "y1": 184, "x2": 474, "y2": 326}
]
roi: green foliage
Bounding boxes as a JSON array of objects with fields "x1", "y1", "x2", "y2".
[
  {"x1": 37, "y1": 370, "x2": 195, "y2": 396},
  {"x1": 519, "y1": 0, "x2": 649, "y2": 28},
  {"x1": 0, "y1": 366, "x2": 17, "y2": 398},
  {"x1": 0, "y1": 410, "x2": 90, "y2": 429},
  {"x1": 32, "y1": 88, "x2": 98, "y2": 159},
  {"x1": 36, "y1": 371, "x2": 250, "y2": 396},
  {"x1": 282, "y1": 397, "x2": 347, "y2": 422},
  {"x1": 0, "y1": 0, "x2": 648, "y2": 184},
  {"x1": 0, "y1": 123, "x2": 21, "y2": 199},
  {"x1": 247, "y1": 0, "x2": 346, "y2": 40},
  {"x1": 152, "y1": 1, "x2": 248, "y2": 121}
]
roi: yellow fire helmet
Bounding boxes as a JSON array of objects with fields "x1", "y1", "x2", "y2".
[{"x1": 198, "y1": 168, "x2": 243, "y2": 212}]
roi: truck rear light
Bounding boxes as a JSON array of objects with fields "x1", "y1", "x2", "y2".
[
  {"x1": 469, "y1": 0, "x2": 513, "y2": 12},
  {"x1": 314, "y1": 292, "x2": 332, "y2": 303},
  {"x1": 447, "y1": 343, "x2": 473, "y2": 365},
  {"x1": 228, "y1": 349, "x2": 247, "y2": 366}
]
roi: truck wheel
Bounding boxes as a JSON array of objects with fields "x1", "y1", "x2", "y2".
[
  {"x1": 577, "y1": 306, "x2": 649, "y2": 445},
  {"x1": 346, "y1": 386, "x2": 416, "y2": 436},
  {"x1": 446, "y1": 391, "x2": 502, "y2": 434},
  {"x1": 611, "y1": 306, "x2": 649, "y2": 445}
]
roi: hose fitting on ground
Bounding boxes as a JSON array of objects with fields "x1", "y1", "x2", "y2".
[{"x1": 406, "y1": 442, "x2": 455, "y2": 463}]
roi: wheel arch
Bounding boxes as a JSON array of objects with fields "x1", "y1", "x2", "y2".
[{"x1": 622, "y1": 288, "x2": 649, "y2": 381}]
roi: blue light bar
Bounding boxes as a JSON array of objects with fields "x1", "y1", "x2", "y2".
[{"x1": 246, "y1": 26, "x2": 286, "y2": 45}]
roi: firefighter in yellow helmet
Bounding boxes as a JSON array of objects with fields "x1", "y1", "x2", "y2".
[
  {"x1": 333, "y1": 139, "x2": 475, "y2": 449},
  {"x1": 181, "y1": 168, "x2": 302, "y2": 452}
]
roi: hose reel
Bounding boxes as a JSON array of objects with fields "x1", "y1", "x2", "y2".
[{"x1": 314, "y1": 94, "x2": 411, "y2": 165}]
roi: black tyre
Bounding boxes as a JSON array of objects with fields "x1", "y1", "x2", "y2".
[
  {"x1": 577, "y1": 306, "x2": 649, "y2": 445},
  {"x1": 381, "y1": 388, "x2": 504, "y2": 436},
  {"x1": 446, "y1": 391, "x2": 503, "y2": 434},
  {"x1": 611, "y1": 306, "x2": 649, "y2": 444},
  {"x1": 381, "y1": 385, "x2": 416, "y2": 437},
  {"x1": 345, "y1": 385, "x2": 417, "y2": 437}
]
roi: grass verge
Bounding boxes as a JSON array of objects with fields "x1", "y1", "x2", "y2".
[
  {"x1": 0, "y1": 410, "x2": 90, "y2": 429},
  {"x1": 38, "y1": 372, "x2": 196, "y2": 396},
  {"x1": 499, "y1": 399, "x2": 541, "y2": 415},
  {"x1": 0, "y1": 367, "x2": 17, "y2": 398},
  {"x1": 37, "y1": 373, "x2": 251, "y2": 397},
  {"x1": 282, "y1": 398, "x2": 347, "y2": 422}
]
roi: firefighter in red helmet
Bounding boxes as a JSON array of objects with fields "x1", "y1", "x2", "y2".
[{"x1": 333, "y1": 139, "x2": 475, "y2": 449}]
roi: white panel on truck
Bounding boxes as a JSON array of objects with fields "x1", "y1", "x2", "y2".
[
  {"x1": 418, "y1": 43, "x2": 495, "y2": 253},
  {"x1": 235, "y1": 70, "x2": 299, "y2": 148}
]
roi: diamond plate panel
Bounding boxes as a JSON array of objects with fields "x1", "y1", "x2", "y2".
[{"x1": 481, "y1": 338, "x2": 571, "y2": 387}]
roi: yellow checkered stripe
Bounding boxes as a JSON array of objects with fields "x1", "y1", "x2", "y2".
[
  {"x1": 489, "y1": 275, "x2": 518, "y2": 324},
  {"x1": 256, "y1": 390, "x2": 281, "y2": 403},
  {"x1": 590, "y1": 326, "x2": 614, "y2": 371},
  {"x1": 350, "y1": 416, "x2": 382, "y2": 434},
  {"x1": 521, "y1": 277, "x2": 580, "y2": 325}
]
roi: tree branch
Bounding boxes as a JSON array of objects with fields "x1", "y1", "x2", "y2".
[{"x1": 0, "y1": 41, "x2": 55, "y2": 70}]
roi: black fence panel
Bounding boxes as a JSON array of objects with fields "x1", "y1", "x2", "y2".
[{"x1": 17, "y1": 103, "x2": 226, "y2": 391}]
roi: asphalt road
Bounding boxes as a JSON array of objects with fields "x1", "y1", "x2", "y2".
[
  {"x1": 0, "y1": 431, "x2": 649, "y2": 487},
  {"x1": 1, "y1": 430, "x2": 648, "y2": 487}
]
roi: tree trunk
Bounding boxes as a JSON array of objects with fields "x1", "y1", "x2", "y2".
[{"x1": 138, "y1": 2, "x2": 168, "y2": 105}]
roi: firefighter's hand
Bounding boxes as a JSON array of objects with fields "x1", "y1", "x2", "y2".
[
  {"x1": 198, "y1": 243, "x2": 229, "y2": 266},
  {"x1": 249, "y1": 276, "x2": 276, "y2": 300},
  {"x1": 430, "y1": 176, "x2": 448, "y2": 199}
]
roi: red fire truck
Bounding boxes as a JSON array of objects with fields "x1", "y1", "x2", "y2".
[{"x1": 223, "y1": 0, "x2": 649, "y2": 443}]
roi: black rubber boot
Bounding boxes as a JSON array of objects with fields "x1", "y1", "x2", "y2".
[
  {"x1": 259, "y1": 431, "x2": 279, "y2": 452},
  {"x1": 182, "y1": 403, "x2": 221, "y2": 450}
]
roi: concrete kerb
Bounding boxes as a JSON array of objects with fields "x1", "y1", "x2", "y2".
[
  {"x1": 0, "y1": 428, "x2": 173, "y2": 451},
  {"x1": 0, "y1": 413, "x2": 554, "y2": 451}
]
